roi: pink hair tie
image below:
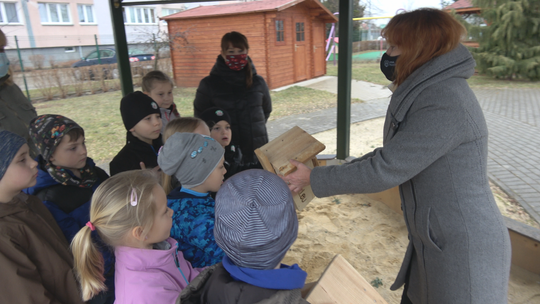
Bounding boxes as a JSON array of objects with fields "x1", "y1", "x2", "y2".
[{"x1": 86, "y1": 221, "x2": 96, "y2": 231}]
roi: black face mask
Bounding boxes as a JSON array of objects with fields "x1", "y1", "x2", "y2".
[{"x1": 380, "y1": 53, "x2": 399, "y2": 81}]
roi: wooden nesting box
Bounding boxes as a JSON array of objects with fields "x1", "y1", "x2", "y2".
[
  {"x1": 304, "y1": 254, "x2": 388, "y2": 304},
  {"x1": 254, "y1": 126, "x2": 325, "y2": 210}
]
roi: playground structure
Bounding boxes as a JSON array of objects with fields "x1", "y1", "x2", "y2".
[{"x1": 326, "y1": 14, "x2": 403, "y2": 62}]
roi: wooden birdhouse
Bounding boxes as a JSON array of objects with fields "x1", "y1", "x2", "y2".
[{"x1": 255, "y1": 126, "x2": 325, "y2": 210}]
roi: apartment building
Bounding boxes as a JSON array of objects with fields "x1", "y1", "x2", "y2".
[{"x1": 1, "y1": 0, "x2": 185, "y2": 67}]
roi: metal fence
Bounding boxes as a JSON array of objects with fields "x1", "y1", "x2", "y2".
[{"x1": 4, "y1": 33, "x2": 172, "y2": 102}]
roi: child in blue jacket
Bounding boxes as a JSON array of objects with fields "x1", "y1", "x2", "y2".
[
  {"x1": 157, "y1": 132, "x2": 226, "y2": 268},
  {"x1": 24, "y1": 114, "x2": 114, "y2": 304}
]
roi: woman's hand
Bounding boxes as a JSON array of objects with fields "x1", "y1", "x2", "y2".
[{"x1": 281, "y1": 159, "x2": 312, "y2": 193}]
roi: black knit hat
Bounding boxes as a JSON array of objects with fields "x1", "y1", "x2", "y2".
[
  {"x1": 199, "y1": 107, "x2": 231, "y2": 129},
  {"x1": 120, "y1": 91, "x2": 161, "y2": 130}
]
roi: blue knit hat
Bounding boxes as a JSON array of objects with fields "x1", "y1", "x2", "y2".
[
  {"x1": 0, "y1": 130, "x2": 27, "y2": 180},
  {"x1": 214, "y1": 169, "x2": 298, "y2": 270}
]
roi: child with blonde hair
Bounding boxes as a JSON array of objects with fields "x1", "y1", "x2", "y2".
[
  {"x1": 142, "y1": 70, "x2": 180, "y2": 132},
  {"x1": 71, "y1": 170, "x2": 201, "y2": 304},
  {"x1": 161, "y1": 117, "x2": 210, "y2": 194},
  {"x1": 158, "y1": 133, "x2": 226, "y2": 267}
]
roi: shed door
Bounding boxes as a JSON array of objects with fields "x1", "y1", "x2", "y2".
[
  {"x1": 293, "y1": 19, "x2": 307, "y2": 82},
  {"x1": 313, "y1": 21, "x2": 326, "y2": 77}
]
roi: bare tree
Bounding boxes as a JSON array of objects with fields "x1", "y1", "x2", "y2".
[{"x1": 134, "y1": 24, "x2": 196, "y2": 71}]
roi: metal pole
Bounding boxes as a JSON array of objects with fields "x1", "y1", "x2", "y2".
[
  {"x1": 95, "y1": 34, "x2": 101, "y2": 65},
  {"x1": 109, "y1": 0, "x2": 133, "y2": 96},
  {"x1": 336, "y1": 0, "x2": 353, "y2": 159},
  {"x1": 332, "y1": 29, "x2": 337, "y2": 66},
  {"x1": 14, "y1": 36, "x2": 31, "y2": 100}
]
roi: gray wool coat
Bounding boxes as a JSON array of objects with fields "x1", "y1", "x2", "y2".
[{"x1": 310, "y1": 44, "x2": 511, "y2": 304}]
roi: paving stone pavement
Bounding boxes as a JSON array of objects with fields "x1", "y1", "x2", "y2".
[{"x1": 269, "y1": 78, "x2": 540, "y2": 224}]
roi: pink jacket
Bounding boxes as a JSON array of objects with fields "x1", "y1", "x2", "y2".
[{"x1": 114, "y1": 237, "x2": 202, "y2": 304}]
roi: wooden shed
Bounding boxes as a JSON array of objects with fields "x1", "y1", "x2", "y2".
[{"x1": 162, "y1": 0, "x2": 337, "y2": 89}]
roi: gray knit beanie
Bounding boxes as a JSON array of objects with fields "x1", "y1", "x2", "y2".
[
  {"x1": 215, "y1": 169, "x2": 298, "y2": 270},
  {"x1": 158, "y1": 132, "x2": 224, "y2": 189},
  {"x1": 0, "y1": 130, "x2": 27, "y2": 180}
]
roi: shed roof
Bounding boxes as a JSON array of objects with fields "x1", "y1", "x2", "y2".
[
  {"x1": 443, "y1": 0, "x2": 481, "y2": 14},
  {"x1": 161, "y1": 0, "x2": 338, "y2": 22},
  {"x1": 444, "y1": 0, "x2": 474, "y2": 10}
]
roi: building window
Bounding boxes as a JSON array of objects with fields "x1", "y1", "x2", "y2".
[
  {"x1": 296, "y1": 22, "x2": 305, "y2": 42},
  {"x1": 77, "y1": 4, "x2": 95, "y2": 24},
  {"x1": 64, "y1": 47, "x2": 75, "y2": 52},
  {"x1": 123, "y1": 7, "x2": 155, "y2": 24},
  {"x1": 39, "y1": 3, "x2": 72, "y2": 24},
  {"x1": 162, "y1": 8, "x2": 181, "y2": 17},
  {"x1": 276, "y1": 20, "x2": 284, "y2": 42},
  {"x1": 0, "y1": 2, "x2": 20, "y2": 24}
]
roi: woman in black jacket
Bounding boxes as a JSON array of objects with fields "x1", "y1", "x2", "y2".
[{"x1": 194, "y1": 31, "x2": 272, "y2": 169}]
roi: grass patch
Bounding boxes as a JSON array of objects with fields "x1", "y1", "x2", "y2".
[
  {"x1": 269, "y1": 86, "x2": 361, "y2": 121},
  {"x1": 35, "y1": 85, "x2": 348, "y2": 162},
  {"x1": 326, "y1": 62, "x2": 389, "y2": 85},
  {"x1": 326, "y1": 62, "x2": 539, "y2": 89}
]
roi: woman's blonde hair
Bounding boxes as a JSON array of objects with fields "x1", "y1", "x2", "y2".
[
  {"x1": 71, "y1": 170, "x2": 160, "y2": 301},
  {"x1": 381, "y1": 8, "x2": 466, "y2": 86},
  {"x1": 161, "y1": 117, "x2": 207, "y2": 194}
]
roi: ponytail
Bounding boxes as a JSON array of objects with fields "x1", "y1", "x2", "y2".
[
  {"x1": 245, "y1": 58, "x2": 253, "y2": 89},
  {"x1": 71, "y1": 226, "x2": 106, "y2": 301},
  {"x1": 161, "y1": 172, "x2": 174, "y2": 195}
]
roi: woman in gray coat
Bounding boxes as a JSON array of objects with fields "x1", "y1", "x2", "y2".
[{"x1": 284, "y1": 9, "x2": 511, "y2": 304}]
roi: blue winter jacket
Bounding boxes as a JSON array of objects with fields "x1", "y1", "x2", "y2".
[
  {"x1": 168, "y1": 187, "x2": 225, "y2": 268},
  {"x1": 23, "y1": 156, "x2": 115, "y2": 291}
]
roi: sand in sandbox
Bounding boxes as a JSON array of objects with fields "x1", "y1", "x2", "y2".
[{"x1": 282, "y1": 118, "x2": 540, "y2": 304}]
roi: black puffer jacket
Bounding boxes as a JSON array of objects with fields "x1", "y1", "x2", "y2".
[
  {"x1": 178, "y1": 263, "x2": 309, "y2": 304},
  {"x1": 194, "y1": 55, "x2": 272, "y2": 163}
]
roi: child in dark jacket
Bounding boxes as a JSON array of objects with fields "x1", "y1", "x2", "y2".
[
  {"x1": 0, "y1": 130, "x2": 84, "y2": 304},
  {"x1": 199, "y1": 107, "x2": 245, "y2": 180},
  {"x1": 109, "y1": 91, "x2": 163, "y2": 175},
  {"x1": 179, "y1": 169, "x2": 309, "y2": 304},
  {"x1": 24, "y1": 114, "x2": 114, "y2": 304},
  {"x1": 157, "y1": 132, "x2": 226, "y2": 268}
]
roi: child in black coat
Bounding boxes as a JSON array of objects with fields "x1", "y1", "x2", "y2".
[{"x1": 110, "y1": 91, "x2": 163, "y2": 175}]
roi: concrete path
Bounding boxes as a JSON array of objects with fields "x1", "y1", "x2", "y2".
[{"x1": 269, "y1": 76, "x2": 540, "y2": 224}]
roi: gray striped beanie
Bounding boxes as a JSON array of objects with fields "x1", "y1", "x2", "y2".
[
  {"x1": 0, "y1": 130, "x2": 27, "y2": 180},
  {"x1": 215, "y1": 169, "x2": 298, "y2": 270}
]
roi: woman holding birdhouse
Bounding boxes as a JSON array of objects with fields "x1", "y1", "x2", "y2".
[
  {"x1": 194, "y1": 31, "x2": 272, "y2": 172},
  {"x1": 284, "y1": 8, "x2": 511, "y2": 304}
]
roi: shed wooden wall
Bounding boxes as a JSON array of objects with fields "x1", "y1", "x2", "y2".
[{"x1": 167, "y1": 2, "x2": 328, "y2": 89}]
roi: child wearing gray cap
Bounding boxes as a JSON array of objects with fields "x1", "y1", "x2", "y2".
[
  {"x1": 0, "y1": 131, "x2": 84, "y2": 303},
  {"x1": 178, "y1": 169, "x2": 309, "y2": 304},
  {"x1": 158, "y1": 132, "x2": 227, "y2": 268}
]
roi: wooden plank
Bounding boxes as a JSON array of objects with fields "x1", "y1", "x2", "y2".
[
  {"x1": 254, "y1": 148, "x2": 276, "y2": 174},
  {"x1": 306, "y1": 254, "x2": 388, "y2": 304}
]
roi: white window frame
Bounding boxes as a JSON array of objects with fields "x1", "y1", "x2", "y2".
[
  {"x1": 64, "y1": 47, "x2": 75, "y2": 53},
  {"x1": 123, "y1": 7, "x2": 156, "y2": 25},
  {"x1": 0, "y1": 2, "x2": 22, "y2": 25},
  {"x1": 38, "y1": 2, "x2": 72, "y2": 25},
  {"x1": 161, "y1": 8, "x2": 180, "y2": 17},
  {"x1": 77, "y1": 4, "x2": 96, "y2": 25}
]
